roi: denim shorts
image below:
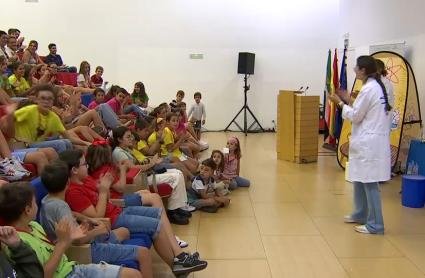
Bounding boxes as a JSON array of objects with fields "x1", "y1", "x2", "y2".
[
  {"x1": 91, "y1": 242, "x2": 139, "y2": 264},
  {"x1": 66, "y1": 262, "x2": 121, "y2": 278},
  {"x1": 11, "y1": 148, "x2": 39, "y2": 161},
  {"x1": 123, "y1": 193, "x2": 143, "y2": 206},
  {"x1": 112, "y1": 206, "x2": 162, "y2": 239}
]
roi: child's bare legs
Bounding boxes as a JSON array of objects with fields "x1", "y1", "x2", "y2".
[
  {"x1": 37, "y1": 147, "x2": 58, "y2": 161},
  {"x1": 185, "y1": 141, "x2": 200, "y2": 158},
  {"x1": 180, "y1": 143, "x2": 194, "y2": 158},
  {"x1": 171, "y1": 162, "x2": 194, "y2": 181},
  {"x1": 111, "y1": 227, "x2": 130, "y2": 241},
  {"x1": 0, "y1": 130, "x2": 12, "y2": 158},
  {"x1": 76, "y1": 110, "x2": 106, "y2": 129},
  {"x1": 120, "y1": 267, "x2": 142, "y2": 278},
  {"x1": 196, "y1": 198, "x2": 218, "y2": 208},
  {"x1": 23, "y1": 151, "x2": 49, "y2": 173},
  {"x1": 139, "y1": 192, "x2": 184, "y2": 258},
  {"x1": 71, "y1": 126, "x2": 103, "y2": 142},
  {"x1": 182, "y1": 158, "x2": 199, "y2": 174},
  {"x1": 214, "y1": 196, "x2": 230, "y2": 207},
  {"x1": 138, "y1": 247, "x2": 153, "y2": 278}
]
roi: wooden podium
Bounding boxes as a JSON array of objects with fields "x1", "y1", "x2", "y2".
[{"x1": 276, "y1": 90, "x2": 319, "y2": 163}]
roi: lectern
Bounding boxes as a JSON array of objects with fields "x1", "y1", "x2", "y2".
[{"x1": 276, "y1": 90, "x2": 319, "y2": 163}]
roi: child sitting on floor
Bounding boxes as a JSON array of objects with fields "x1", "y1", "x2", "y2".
[
  {"x1": 211, "y1": 150, "x2": 231, "y2": 196},
  {"x1": 188, "y1": 158, "x2": 230, "y2": 213},
  {"x1": 223, "y1": 137, "x2": 251, "y2": 189},
  {"x1": 39, "y1": 160, "x2": 153, "y2": 278}
]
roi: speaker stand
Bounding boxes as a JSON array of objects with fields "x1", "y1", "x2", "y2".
[{"x1": 224, "y1": 74, "x2": 264, "y2": 136}]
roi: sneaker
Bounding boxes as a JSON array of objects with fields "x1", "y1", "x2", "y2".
[
  {"x1": 168, "y1": 211, "x2": 189, "y2": 225},
  {"x1": 181, "y1": 204, "x2": 196, "y2": 212},
  {"x1": 176, "y1": 208, "x2": 192, "y2": 218},
  {"x1": 176, "y1": 236, "x2": 189, "y2": 248},
  {"x1": 354, "y1": 225, "x2": 371, "y2": 234},
  {"x1": 173, "y1": 253, "x2": 208, "y2": 276},
  {"x1": 343, "y1": 215, "x2": 357, "y2": 223}
]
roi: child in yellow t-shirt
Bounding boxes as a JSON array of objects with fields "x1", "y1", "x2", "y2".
[
  {"x1": 8, "y1": 62, "x2": 30, "y2": 96},
  {"x1": 163, "y1": 113, "x2": 199, "y2": 174}
]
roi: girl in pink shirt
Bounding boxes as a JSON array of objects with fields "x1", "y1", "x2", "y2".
[
  {"x1": 88, "y1": 88, "x2": 105, "y2": 109},
  {"x1": 222, "y1": 137, "x2": 250, "y2": 189}
]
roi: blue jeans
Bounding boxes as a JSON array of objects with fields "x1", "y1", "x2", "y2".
[
  {"x1": 123, "y1": 104, "x2": 146, "y2": 118},
  {"x1": 112, "y1": 206, "x2": 161, "y2": 239},
  {"x1": 96, "y1": 103, "x2": 120, "y2": 129},
  {"x1": 66, "y1": 262, "x2": 121, "y2": 278},
  {"x1": 351, "y1": 181, "x2": 384, "y2": 234},
  {"x1": 30, "y1": 139, "x2": 72, "y2": 153},
  {"x1": 229, "y1": 176, "x2": 251, "y2": 189}
]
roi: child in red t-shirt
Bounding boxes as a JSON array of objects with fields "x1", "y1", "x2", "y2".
[
  {"x1": 59, "y1": 149, "x2": 207, "y2": 276},
  {"x1": 90, "y1": 66, "x2": 104, "y2": 88},
  {"x1": 88, "y1": 88, "x2": 105, "y2": 110}
]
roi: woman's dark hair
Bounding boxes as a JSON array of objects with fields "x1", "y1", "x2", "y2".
[
  {"x1": 41, "y1": 160, "x2": 70, "y2": 193},
  {"x1": 0, "y1": 182, "x2": 35, "y2": 224},
  {"x1": 375, "y1": 59, "x2": 388, "y2": 77},
  {"x1": 201, "y1": 158, "x2": 217, "y2": 171},
  {"x1": 86, "y1": 143, "x2": 112, "y2": 174},
  {"x1": 58, "y1": 149, "x2": 85, "y2": 171},
  {"x1": 93, "y1": 87, "x2": 105, "y2": 97},
  {"x1": 111, "y1": 126, "x2": 130, "y2": 149},
  {"x1": 28, "y1": 40, "x2": 38, "y2": 48},
  {"x1": 211, "y1": 150, "x2": 225, "y2": 172},
  {"x1": 357, "y1": 55, "x2": 391, "y2": 112}
]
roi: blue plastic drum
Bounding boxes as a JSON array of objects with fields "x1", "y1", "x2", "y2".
[{"x1": 402, "y1": 175, "x2": 425, "y2": 208}]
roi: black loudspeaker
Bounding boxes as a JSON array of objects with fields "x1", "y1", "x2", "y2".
[{"x1": 238, "y1": 52, "x2": 255, "y2": 75}]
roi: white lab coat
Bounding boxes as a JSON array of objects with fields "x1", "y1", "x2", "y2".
[{"x1": 343, "y1": 78, "x2": 392, "y2": 183}]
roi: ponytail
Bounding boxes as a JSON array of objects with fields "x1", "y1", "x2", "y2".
[{"x1": 369, "y1": 73, "x2": 392, "y2": 112}]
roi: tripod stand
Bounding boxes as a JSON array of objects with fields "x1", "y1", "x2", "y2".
[{"x1": 224, "y1": 73, "x2": 264, "y2": 136}]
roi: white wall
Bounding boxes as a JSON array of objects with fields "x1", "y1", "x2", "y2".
[
  {"x1": 339, "y1": 0, "x2": 425, "y2": 118},
  {"x1": 1, "y1": 0, "x2": 339, "y2": 130}
]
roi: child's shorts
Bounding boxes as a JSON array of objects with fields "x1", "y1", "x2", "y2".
[
  {"x1": 123, "y1": 193, "x2": 143, "y2": 206},
  {"x1": 112, "y1": 206, "x2": 162, "y2": 239},
  {"x1": 91, "y1": 242, "x2": 139, "y2": 264},
  {"x1": 11, "y1": 148, "x2": 39, "y2": 162},
  {"x1": 67, "y1": 262, "x2": 122, "y2": 278}
]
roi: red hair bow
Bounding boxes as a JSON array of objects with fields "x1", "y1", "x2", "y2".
[{"x1": 92, "y1": 139, "x2": 109, "y2": 146}]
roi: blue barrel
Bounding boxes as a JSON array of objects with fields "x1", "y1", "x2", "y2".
[{"x1": 402, "y1": 175, "x2": 425, "y2": 208}]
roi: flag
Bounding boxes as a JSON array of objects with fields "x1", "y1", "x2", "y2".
[
  {"x1": 334, "y1": 47, "x2": 347, "y2": 139},
  {"x1": 324, "y1": 49, "x2": 333, "y2": 142},
  {"x1": 327, "y1": 49, "x2": 339, "y2": 145}
]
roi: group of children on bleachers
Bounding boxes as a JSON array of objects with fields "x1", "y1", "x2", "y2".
[{"x1": 0, "y1": 27, "x2": 251, "y2": 277}]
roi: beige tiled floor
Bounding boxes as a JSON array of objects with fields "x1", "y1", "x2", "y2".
[{"x1": 153, "y1": 132, "x2": 425, "y2": 277}]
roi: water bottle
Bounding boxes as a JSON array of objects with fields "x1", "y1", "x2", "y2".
[
  {"x1": 412, "y1": 162, "x2": 419, "y2": 175},
  {"x1": 407, "y1": 161, "x2": 414, "y2": 175}
]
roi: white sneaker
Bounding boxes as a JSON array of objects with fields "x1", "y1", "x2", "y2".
[
  {"x1": 181, "y1": 204, "x2": 196, "y2": 212},
  {"x1": 354, "y1": 225, "x2": 371, "y2": 234},
  {"x1": 343, "y1": 215, "x2": 357, "y2": 223},
  {"x1": 175, "y1": 236, "x2": 189, "y2": 248}
]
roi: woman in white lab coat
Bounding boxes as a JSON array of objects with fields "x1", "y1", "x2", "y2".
[{"x1": 329, "y1": 55, "x2": 392, "y2": 234}]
